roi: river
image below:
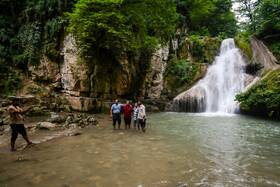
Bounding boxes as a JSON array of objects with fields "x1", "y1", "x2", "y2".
[{"x1": 0, "y1": 113, "x2": 280, "y2": 186}]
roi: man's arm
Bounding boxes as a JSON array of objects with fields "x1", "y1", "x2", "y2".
[
  {"x1": 110, "y1": 109, "x2": 113, "y2": 118},
  {"x1": 142, "y1": 106, "x2": 146, "y2": 120},
  {"x1": 12, "y1": 106, "x2": 33, "y2": 115}
]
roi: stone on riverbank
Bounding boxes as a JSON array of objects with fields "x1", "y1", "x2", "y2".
[
  {"x1": 69, "y1": 123, "x2": 77, "y2": 129},
  {"x1": 48, "y1": 115, "x2": 67, "y2": 124},
  {"x1": 68, "y1": 129, "x2": 81, "y2": 136},
  {"x1": 3, "y1": 116, "x2": 10, "y2": 125},
  {"x1": 36, "y1": 122, "x2": 57, "y2": 130}
]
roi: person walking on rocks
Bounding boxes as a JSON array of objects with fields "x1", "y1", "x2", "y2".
[
  {"x1": 110, "y1": 100, "x2": 123, "y2": 130},
  {"x1": 133, "y1": 103, "x2": 140, "y2": 131},
  {"x1": 123, "y1": 101, "x2": 134, "y2": 130},
  {"x1": 8, "y1": 98, "x2": 34, "y2": 151},
  {"x1": 137, "y1": 100, "x2": 147, "y2": 133}
]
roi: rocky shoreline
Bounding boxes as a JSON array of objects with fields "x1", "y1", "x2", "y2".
[{"x1": 0, "y1": 111, "x2": 100, "y2": 152}]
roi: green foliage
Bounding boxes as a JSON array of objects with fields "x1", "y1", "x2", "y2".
[
  {"x1": 27, "y1": 86, "x2": 41, "y2": 94},
  {"x1": 235, "y1": 34, "x2": 252, "y2": 60},
  {"x1": 175, "y1": 0, "x2": 237, "y2": 37},
  {"x1": 236, "y1": 0, "x2": 280, "y2": 39},
  {"x1": 165, "y1": 60, "x2": 200, "y2": 91},
  {"x1": 189, "y1": 35, "x2": 206, "y2": 62},
  {"x1": 236, "y1": 68, "x2": 280, "y2": 119},
  {"x1": 0, "y1": 14, "x2": 27, "y2": 70},
  {"x1": 66, "y1": 0, "x2": 178, "y2": 54},
  {"x1": 0, "y1": 68, "x2": 22, "y2": 98},
  {"x1": 18, "y1": 0, "x2": 74, "y2": 65}
]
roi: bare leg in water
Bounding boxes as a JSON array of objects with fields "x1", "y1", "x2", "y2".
[{"x1": 11, "y1": 135, "x2": 33, "y2": 151}]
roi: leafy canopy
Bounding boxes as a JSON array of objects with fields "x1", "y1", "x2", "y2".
[
  {"x1": 175, "y1": 0, "x2": 237, "y2": 37},
  {"x1": 66, "y1": 0, "x2": 178, "y2": 53}
]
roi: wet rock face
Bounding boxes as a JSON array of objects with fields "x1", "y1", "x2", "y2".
[
  {"x1": 143, "y1": 44, "x2": 169, "y2": 100},
  {"x1": 250, "y1": 38, "x2": 280, "y2": 75},
  {"x1": 60, "y1": 34, "x2": 90, "y2": 93},
  {"x1": 28, "y1": 55, "x2": 61, "y2": 87}
]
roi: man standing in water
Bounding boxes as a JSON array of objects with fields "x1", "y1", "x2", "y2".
[
  {"x1": 8, "y1": 98, "x2": 34, "y2": 151},
  {"x1": 110, "y1": 99, "x2": 123, "y2": 130},
  {"x1": 123, "y1": 101, "x2": 134, "y2": 130},
  {"x1": 137, "y1": 100, "x2": 146, "y2": 133},
  {"x1": 133, "y1": 103, "x2": 140, "y2": 130}
]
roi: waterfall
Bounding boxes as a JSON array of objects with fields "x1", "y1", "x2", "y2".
[{"x1": 171, "y1": 38, "x2": 248, "y2": 113}]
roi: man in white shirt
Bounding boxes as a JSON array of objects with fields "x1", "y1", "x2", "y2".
[{"x1": 137, "y1": 100, "x2": 146, "y2": 133}]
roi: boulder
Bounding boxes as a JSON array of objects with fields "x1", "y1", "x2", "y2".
[
  {"x1": 69, "y1": 123, "x2": 77, "y2": 129},
  {"x1": 65, "y1": 115, "x2": 74, "y2": 126},
  {"x1": 0, "y1": 126, "x2": 4, "y2": 131},
  {"x1": 3, "y1": 116, "x2": 10, "y2": 125},
  {"x1": 26, "y1": 106, "x2": 50, "y2": 117},
  {"x1": 36, "y1": 122, "x2": 56, "y2": 130},
  {"x1": 87, "y1": 116, "x2": 98, "y2": 125},
  {"x1": 48, "y1": 115, "x2": 67, "y2": 124},
  {"x1": 78, "y1": 119, "x2": 88, "y2": 127},
  {"x1": 0, "y1": 108, "x2": 4, "y2": 115},
  {"x1": 68, "y1": 129, "x2": 81, "y2": 136}
]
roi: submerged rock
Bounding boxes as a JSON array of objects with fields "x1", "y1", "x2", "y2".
[
  {"x1": 36, "y1": 122, "x2": 57, "y2": 130},
  {"x1": 68, "y1": 129, "x2": 81, "y2": 136}
]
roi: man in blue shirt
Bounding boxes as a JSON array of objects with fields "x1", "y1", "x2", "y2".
[{"x1": 110, "y1": 100, "x2": 123, "y2": 129}]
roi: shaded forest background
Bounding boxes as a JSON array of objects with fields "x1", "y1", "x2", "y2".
[{"x1": 0, "y1": 0, "x2": 279, "y2": 97}]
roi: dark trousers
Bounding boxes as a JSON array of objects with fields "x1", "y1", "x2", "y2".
[
  {"x1": 10, "y1": 124, "x2": 27, "y2": 141},
  {"x1": 113, "y1": 113, "x2": 121, "y2": 126}
]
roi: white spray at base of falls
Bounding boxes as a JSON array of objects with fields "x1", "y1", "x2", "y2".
[{"x1": 172, "y1": 38, "x2": 248, "y2": 113}]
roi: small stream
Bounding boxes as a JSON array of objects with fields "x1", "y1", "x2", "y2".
[{"x1": 0, "y1": 113, "x2": 280, "y2": 186}]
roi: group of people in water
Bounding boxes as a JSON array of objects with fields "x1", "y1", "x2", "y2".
[
  {"x1": 7, "y1": 98, "x2": 146, "y2": 151},
  {"x1": 110, "y1": 100, "x2": 146, "y2": 132}
]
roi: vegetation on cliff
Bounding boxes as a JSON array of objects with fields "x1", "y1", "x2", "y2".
[
  {"x1": 236, "y1": 0, "x2": 280, "y2": 61},
  {"x1": 236, "y1": 68, "x2": 280, "y2": 119},
  {"x1": 66, "y1": 0, "x2": 177, "y2": 54}
]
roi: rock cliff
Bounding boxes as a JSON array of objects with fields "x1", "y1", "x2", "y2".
[{"x1": 26, "y1": 34, "x2": 221, "y2": 112}]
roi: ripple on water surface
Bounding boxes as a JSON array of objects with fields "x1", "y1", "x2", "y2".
[{"x1": 0, "y1": 113, "x2": 280, "y2": 186}]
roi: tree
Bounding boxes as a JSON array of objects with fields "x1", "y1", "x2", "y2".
[
  {"x1": 175, "y1": 0, "x2": 237, "y2": 37},
  {"x1": 66, "y1": 0, "x2": 178, "y2": 54}
]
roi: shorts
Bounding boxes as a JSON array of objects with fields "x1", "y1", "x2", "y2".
[
  {"x1": 124, "y1": 118, "x2": 131, "y2": 125},
  {"x1": 113, "y1": 113, "x2": 121, "y2": 126},
  {"x1": 139, "y1": 119, "x2": 146, "y2": 128},
  {"x1": 10, "y1": 124, "x2": 27, "y2": 141},
  {"x1": 133, "y1": 119, "x2": 139, "y2": 127}
]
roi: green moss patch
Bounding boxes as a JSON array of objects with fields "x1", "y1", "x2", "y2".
[
  {"x1": 165, "y1": 60, "x2": 200, "y2": 94},
  {"x1": 235, "y1": 35, "x2": 252, "y2": 61},
  {"x1": 236, "y1": 68, "x2": 280, "y2": 119}
]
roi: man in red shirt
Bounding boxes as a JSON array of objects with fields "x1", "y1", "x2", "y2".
[{"x1": 122, "y1": 101, "x2": 134, "y2": 130}]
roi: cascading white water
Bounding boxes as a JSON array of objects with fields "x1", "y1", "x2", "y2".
[
  {"x1": 200, "y1": 38, "x2": 247, "y2": 113},
  {"x1": 172, "y1": 38, "x2": 248, "y2": 113}
]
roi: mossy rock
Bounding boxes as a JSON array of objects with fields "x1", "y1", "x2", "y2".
[
  {"x1": 236, "y1": 68, "x2": 280, "y2": 119},
  {"x1": 26, "y1": 107, "x2": 51, "y2": 117}
]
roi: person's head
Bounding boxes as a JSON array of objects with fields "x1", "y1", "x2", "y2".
[
  {"x1": 12, "y1": 98, "x2": 21, "y2": 106},
  {"x1": 138, "y1": 100, "x2": 142, "y2": 105},
  {"x1": 115, "y1": 100, "x2": 119, "y2": 104},
  {"x1": 135, "y1": 103, "x2": 138, "y2": 107},
  {"x1": 126, "y1": 101, "x2": 130, "y2": 105}
]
